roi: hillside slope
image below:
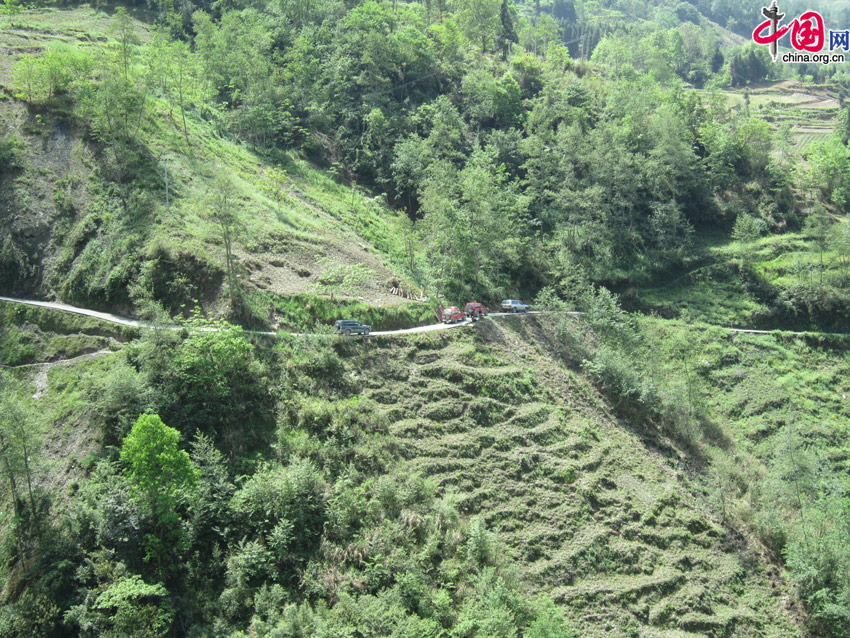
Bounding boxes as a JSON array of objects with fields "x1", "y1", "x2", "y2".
[
  {"x1": 0, "y1": 303, "x2": 806, "y2": 637},
  {"x1": 346, "y1": 316, "x2": 802, "y2": 637},
  {"x1": 0, "y1": 8, "x2": 425, "y2": 327}
]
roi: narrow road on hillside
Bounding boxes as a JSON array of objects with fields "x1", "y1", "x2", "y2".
[
  {"x1": 0, "y1": 297, "x2": 145, "y2": 328},
  {"x1": 0, "y1": 296, "x2": 556, "y2": 337},
  {"x1": 1, "y1": 296, "x2": 847, "y2": 338}
]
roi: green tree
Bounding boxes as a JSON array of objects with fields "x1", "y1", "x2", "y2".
[
  {"x1": 170, "y1": 39, "x2": 195, "y2": 147},
  {"x1": 65, "y1": 559, "x2": 173, "y2": 638},
  {"x1": 727, "y1": 43, "x2": 772, "y2": 86},
  {"x1": 829, "y1": 221, "x2": 850, "y2": 283},
  {"x1": 261, "y1": 165, "x2": 293, "y2": 217},
  {"x1": 205, "y1": 174, "x2": 242, "y2": 300},
  {"x1": 166, "y1": 313, "x2": 266, "y2": 455},
  {"x1": 75, "y1": 47, "x2": 148, "y2": 192},
  {"x1": 498, "y1": 0, "x2": 518, "y2": 59},
  {"x1": 12, "y1": 46, "x2": 94, "y2": 104},
  {"x1": 454, "y1": 0, "x2": 501, "y2": 53},
  {"x1": 520, "y1": 13, "x2": 560, "y2": 58},
  {"x1": 147, "y1": 32, "x2": 196, "y2": 147},
  {"x1": 732, "y1": 213, "x2": 766, "y2": 265},
  {"x1": 0, "y1": 374, "x2": 43, "y2": 548},
  {"x1": 806, "y1": 206, "x2": 832, "y2": 288},
  {"x1": 110, "y1": 7, "x2": 140, "y2": 82},
  {"x1": 807, "y1": 137, "x2": 850, "y2": 213},
  {"x1": 120, "y1": 414, "x2": 198, "y2": 574},
  {"x1": 525, "y1": 598, "x2": 576, "y2": 638}
]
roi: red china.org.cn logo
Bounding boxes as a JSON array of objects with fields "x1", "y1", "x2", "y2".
[{"x1": 752, "y1": 1, "x2": 848, "y2": 64}]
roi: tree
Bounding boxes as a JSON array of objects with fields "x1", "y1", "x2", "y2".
[
  {"x1": 807, "y1": 137, "x2": 850, "y2": 213},
  {"x1": 498, "y1": 0, "x2": 518, "y2": 59},
  {"x1": 147, "y1": 31, "x2": 196, "y2": 147},
  {"x1": 454, "y1": 0, "x2": 501, "y2": 53},
  {"x1": 731, "y1": 213, "x2": 766, "y2": 265},
  {"x1": 829, "y1": 221, "x2": 850, "y2": 283},
  {"x1": 75, "y1": 48, "x2": 147, "y2": 192},
  {"x1": 120, "y1": 414, "x2": 198, "y2": 574},
  {"x1": 169, "y1": 40, "x2": 194, "y2": 147},
  {"x1": 65, "y1": 559, "x2": 173, "y2": 638},
  {"x1": 0, "y1": 374, "x2": 43, "y2": 547},
  {"x1": 110, "y1": 7, "x2": 140, "y2": 82},
  {"x1": 261, "y1": 165, "x2": 293, "y2": 217},
  {"x1": 806, "y1": 206, "x2": 831, "y2": 289},
  {"x1": 12, "y1": 46, "x2": 95, "y2": 104},
  {"x1": 167, "y1": 313, "x2": 266, "y2": 455},
  {"x1": 727, "y1": 43, "x2": 772, "y2": 86},
  {"x1": 521, "y1": 13, "x2": 560, "y2": 58},
  {"x1": 525, "y1": 598, "x2": 576, "y2": 638},
  {"x1": 205, "y1": 174, "x2": 242, "y2": 300}
]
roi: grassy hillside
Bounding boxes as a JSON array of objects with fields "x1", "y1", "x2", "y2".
[
  {"x1": 357, "y1": 316, "x2": 802, "y2": 637},
  {"x1": 630, "y1": 224, "x2": 850, "y2": 331},
  {"x1": 641, "y1": 317, "x2": 850, "y2": 636},
  {"x1": 721, "y1": 80, "x2": 841, "y2": 151},
  {"x1": 0, "y1": 7, "x2": 428, "y2": 329}
]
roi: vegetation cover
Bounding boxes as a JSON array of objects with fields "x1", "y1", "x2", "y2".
[{"x1": 2, "y1": 0, "x2": 850, "y2": 636}]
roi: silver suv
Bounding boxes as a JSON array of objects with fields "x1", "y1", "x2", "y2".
[
  {"x1": 500, "y1": 299, "x2": 528, "y2": 313},
  {"x1": 334, "y1": 319, "x2": 371, "y2": 336}
]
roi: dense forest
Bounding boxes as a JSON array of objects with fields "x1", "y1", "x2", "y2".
[{"x1": 2, "y1": 0, "x2": 850, "y2": 636}]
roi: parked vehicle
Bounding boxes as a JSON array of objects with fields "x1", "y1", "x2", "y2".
[
  {"x1": 334, "y1": 319, "x2": 371, "y2": 336},
  {"x1": 500, "y1": 299, "x2": 529, "y2": 313},
  {"x1": 441, "y1": 306, "x2": 465, "y2": 323},
  {"x1": 464, "y1": 302, "x2": 488, "y2": 321}
]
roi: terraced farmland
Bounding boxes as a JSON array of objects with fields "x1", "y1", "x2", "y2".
[
  {"x1": 723, "y1": 80, "x2": 840, "y2": 150},
  {"x1": 353, "y1": 316, "x2": 799, "y2": 637}
]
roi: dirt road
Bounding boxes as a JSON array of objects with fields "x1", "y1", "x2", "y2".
[{"x1": 1, "y1": 296, "x2": 846, "y2": 338}]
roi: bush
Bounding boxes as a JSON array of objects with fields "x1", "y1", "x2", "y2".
[
  {"x1": 0, "y1": 136, "x2": 25, "y2": 176},
  {"x1": 12, "y1": 46, "x2": 95, "y2": 104},
  {"x1": 583, "y1": 345, "x2": 660, "y2": 419}
]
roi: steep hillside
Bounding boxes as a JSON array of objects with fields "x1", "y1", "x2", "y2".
[
  {"x1": 0, "y1": 8, "x2": 426, "y2": 328},
  {"x1": 0, "y1": 303, "x2": 806, "y2": 637},
  {"x1": 355, "y1": 316, "x2": 801, "y2": 637}
]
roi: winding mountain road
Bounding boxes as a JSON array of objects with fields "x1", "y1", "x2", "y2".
[
  {"x1": 0, "y1": 295, "x2": 555, "y2": 337},
  {"x1": 1, "y1": 296, "x2": 847, "y2": 338}
]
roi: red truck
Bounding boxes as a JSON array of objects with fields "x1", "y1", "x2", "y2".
[
  {"x1": 465, "y1": 302, "x2": 488, "y2": 321},
  {"x1": 441, "y1": 306, "x2": 465, "y2": 323}
]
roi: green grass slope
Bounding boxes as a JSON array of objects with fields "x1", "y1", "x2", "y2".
[
  {"x1": 0, "y1": 7, "x2": 427, "y2": 328},
  {"x1": 722, "y1": 80, "x2": 841, "y2": 150},
  {"x1": 631, "y1": 224, "x2": 850, "y2": 332}
]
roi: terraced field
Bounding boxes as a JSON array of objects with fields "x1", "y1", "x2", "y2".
[
  {"x1": 723, "y1": 80, "x2": 839, "y2": 150},
  {"x1": 353, "y1": 316, "x2": 799, "y2": 637}
]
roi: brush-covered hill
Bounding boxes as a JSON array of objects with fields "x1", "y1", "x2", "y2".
[
  {"x1": 4, "y1": 2, "x2": 850, "y2": 637},
  {"x1": 9, "y1": 0, "x2": 850, "y2": 329},
  {"x1": 0, "y1": 300, "x2": 811, "y2": 638}
]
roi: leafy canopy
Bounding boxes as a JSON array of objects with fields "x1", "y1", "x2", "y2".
[{"x1": 121, "y1": 413, "x2": 198, "y2": 514}]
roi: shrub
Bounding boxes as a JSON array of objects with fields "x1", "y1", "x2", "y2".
[{"x1": 0, "y1": 136, "x2": 25, "y2": 176}]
